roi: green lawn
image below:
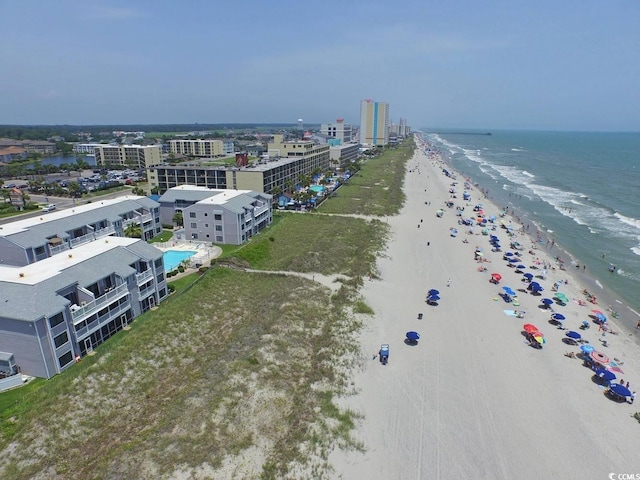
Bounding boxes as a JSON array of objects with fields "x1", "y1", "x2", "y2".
[{"x1": 149, "y1": 229, "x2": 174, "y2": 243}]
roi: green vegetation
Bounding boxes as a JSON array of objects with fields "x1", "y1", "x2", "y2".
[
  {"x1": 149, "y1": 230, "x2": 174, "y2": 243},
  {"x1": 0, "y1": 138, "x2": 414, "y2": 479},
  {"x1": 320, "y1": 139, "x2": 414, "y2": 216}
]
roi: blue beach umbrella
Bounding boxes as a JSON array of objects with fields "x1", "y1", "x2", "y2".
[
  {"x1": 552, "y1": 313, "x2": 566, "y2": 321},
  {"x1": 505, "y1": 252, "x2": 514, "y2": 257},
  {"x1": 502, "y1": 287, "x2": 516, "y2": 296},
  {"x1": 610, "y1": 383, "x2": 631, "y2": 398},
  {"x1": 580, "y1": 344, "x2": 595, "y2": 354},
  {"x1": 516, "y1": 264, "x2": 526, "y2": 269},
  {"x1": 595, "y1": 368, "x2": 616, "y2": 382},
  {"x1": 428, "y1": 289, "x2": 440, "y2": 296},
  {"x1": 541, "y1": 298, "x2": 554, "y2": 305},
  {"x1": 565, "y1": 330, "x2": 581, "y2": 340},
  {"x1": 428, "y1": 295, "x2": 441, "y2": 302},
  {"x1": 595, "y1": 313, "x2": 607, "y2": 323},
  {"x1": 406, "y1": 331, "x2": 420, "y2": 341},
  {"x1": 523, "y1": 273, "x2": 534, "y2": 280}
]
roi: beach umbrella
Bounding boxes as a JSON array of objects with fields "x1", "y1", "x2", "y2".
[
  {"x1": 428, "y1": 289, "x2": 440, "y2": 295},
  {"x1": 580, "y1": 344, "x2": 595, "y2": 354},
  {"x1": 491, "y1": 273, "x2": 502, "y2": 281},
  {"x1": 504, "y1": 252, "x2": 514, "y2": 257},
  {"x1": 551, "y1": 313, "x2": 566, "y2": 322},
  {"x1": 532, "y1": 332, "x2": 546, "y2": 344},
  {"x1": 609, "y1": 383, "x2": 631, "y2": 398},
  {"x1": 565, "y1": 330, "x2": 581, "y2": 341},
  {"x1": 523, "y1": 324, "x2": 538, "y2": 333},
  {"x1": 406, "y1": 331, "x2": 420, "y2": 341},
  {"x1": 516, "y1": 264, "x2": 526, "y2": 269},
  {"x1": 503, "y1": 286, "x2": 516, "y2": 296},
  {"x1": 595, "y1": 313, "x2": 607, "y2": 323},
  {"x1": 508, "y1": 258, "x2": 519, "y2": 263},
  {"x1": 523, "y1": 273, "x2": 534, "y2": 280},
  {"x1": 590, "y1": 351, "x2": 610, "y2": 365},
  {"x1": 427, "y1": 295, "x2": 441, "y2": 302},
  {"x1": 591, "y1": 309, "x2": 604, "y2": 315},
  {"x1": 529, "y1": 282, "x2": 543, "y2": 291},
  {"x1": 594, "y1": 368, "x2": 616, "y2": 382},
  {"x1": 541, "y1": 298, "x2": 554, "y2": 305},
  {"x1": 554, "y1": 292, "x2": 568, "y2": 301}
]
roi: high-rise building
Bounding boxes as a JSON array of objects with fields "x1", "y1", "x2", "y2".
[
  {"x1": 320, "y1": 118, "x2": 354, "y2": 144},
  {"x1": 359, "y1": 99, "x2": 389, "y2": 146},
  {"x1": 94, "y1": 144, "x2": 162, "y2": 170}
]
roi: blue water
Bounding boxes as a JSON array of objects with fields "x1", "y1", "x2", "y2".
[
  {"x1": 422, "y1": 130, "x2": 640, "y2": 330},
  {"x1": 24, "y1": 154, "x2": 96, "y2": 169},
  {"x1": 163, "y1": 250, "x2": 197, "y2": 271}
]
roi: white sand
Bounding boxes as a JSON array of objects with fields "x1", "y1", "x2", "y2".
[{"x1": 330, "y1": 143, "x2": 640, "y2": 479}]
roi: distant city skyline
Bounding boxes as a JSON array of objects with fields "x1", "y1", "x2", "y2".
[{"x1": 0, "y1": 1, "x2": 638, "y2": 131}]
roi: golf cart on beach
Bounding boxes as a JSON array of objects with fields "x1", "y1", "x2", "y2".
[{"x1": 379, "y1": 344, "x2": 389, "y2": 365}]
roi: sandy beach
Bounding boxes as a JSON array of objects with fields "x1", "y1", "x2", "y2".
[{"x1": 330, "y1": 140, "x2": 640, "y2": 479}]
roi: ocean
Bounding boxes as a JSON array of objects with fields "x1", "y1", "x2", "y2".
[{"x1": 421, "y1": 130, "x2": 640, "y2": 333}]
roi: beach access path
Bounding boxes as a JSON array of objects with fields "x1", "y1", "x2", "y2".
[{"x1": 330, "y1": 146, "x2": 640, "y2": 479}]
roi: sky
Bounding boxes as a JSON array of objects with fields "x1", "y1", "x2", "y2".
[{"x1": 0, "y1": 0, "x2": 638, "y2": 131}]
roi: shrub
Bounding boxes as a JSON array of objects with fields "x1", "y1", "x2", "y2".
[
  {"x1": 198, "y1": 266, "x2": 208, "y2": 273},
  {"x1": 178, "y1": 266, "x2": 185, "y2": 273}
]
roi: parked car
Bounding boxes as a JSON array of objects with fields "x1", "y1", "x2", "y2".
[{"x1": 42, "y1": 204, "x2": 56, "y2": 212}]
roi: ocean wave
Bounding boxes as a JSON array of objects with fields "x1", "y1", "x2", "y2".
[
  {"x1": 521, "y1": 170, "x2": 535, "y2": 178},
  {"x1": 511, "y1": 148, "x2": 525, "y2": 152},
  {"x1": 631, "y1": 246, "x2": 640, "y2": 256},
  {"x1": 614, "y1": 212, "x2": 640, "y2": 231}
]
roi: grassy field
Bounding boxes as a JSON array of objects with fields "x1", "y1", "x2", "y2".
[
  {"x1": 0, "y1": 139, "x2": 413, "y2": 479},
  {"x1": 149, "y1": 229, "x2": 174, "y2": 243}
]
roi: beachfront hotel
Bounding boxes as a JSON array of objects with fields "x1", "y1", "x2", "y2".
[
  {"x1": 147, "y1": 134, "x2": 331, "y2": 195},
  {"x1": 157, "y1": 185, "x2": 273, "y2": 245},
  {"x1": 320, "y1": 118, "x2": 354, "y2": 144},
  {"x1": 0, "y1": 197, "x2": 168, "y2": 379},
  {"x1": 169, "y1": 139, "x2": 234, "y2": 157},
  {"x1": 94, "y1": 144, "x2": 163, "y2": 170},
  {"x1": 359, "y1": 99, "x2": 390, "y2": 146}
]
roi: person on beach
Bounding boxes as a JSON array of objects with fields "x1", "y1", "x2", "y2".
[{"x1": 447, "y1": 278, "x2": 452, "y2": 287}]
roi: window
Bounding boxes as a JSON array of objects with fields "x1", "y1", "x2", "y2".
[
  {"x1": 214, "y1": 214, "x2": 222, "y2": 220},
  {"x1": 216, "y1": 236, "x2": 223, "y2": 242},
  {"x1": 35, "y1": 246, "x2": 45, "y2": 255},
  {"x1": 190, "y1": 222, "x2": 197, "y2": 228},
  {"x1": 58, "y1": 351, "x2": 73, "y2": 368},
  {"x1": 204, "y1": 224, "x2": 208, "y2": 228},
  {"x1": 204, "y1": 213, "x2": 208, "y2": 217},
  {"x1": 155, "y1": 258, "x2": 163, "y2": 269},
  {"x1": 191, "y1": 233, "x2": 198, "y2": 239},
  {"x1": 54, "y1": 332, "x2": 69, "y2": 349},
  {"x1": 49, "y1": 312, "x2": 64, "y2": 328},
  {"x1": 215, "y1": 225, "x2": 222, "y2": 231},
  {"x1": 189, "y1": 212, "x2": 196, "y2": 218}
]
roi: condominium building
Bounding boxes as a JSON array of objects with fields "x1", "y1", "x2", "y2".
[
  {"x1": 94, "y1": 144, "x2": 163, "y2": 169},
  {"x1": 73, "y1": 143, "x2": 106, "y2": 155},
  {"x1": 169, "y1": 139, "x2": 234, "y2": 157},
  {"x1": 147, "y1": 135, "x2": 330, "y2": 195},
  {"x1": 0, "y1": 198, "x2": 168, "y2": 378},
  {"x1": 158, "y1": 185, "x2": 272, "y2": 245},
  {"x1": 359, "y1": 99, "x2": 390, "y2": 146},
  {"x1": 320, "y1": 118, "x2": 354, "y2": 144},
  {"x1": 329, "y1": 143, "x2": 360, "y2": 169}
]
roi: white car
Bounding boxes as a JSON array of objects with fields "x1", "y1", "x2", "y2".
[{"x1": 42, "y1": 204, "x2": 56, "y2": 212}]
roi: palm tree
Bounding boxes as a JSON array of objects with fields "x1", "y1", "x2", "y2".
[
  {"x1": 172, "y1": 211, "x2": 183, "y2": 227},
  {"x1": 124, "y1": 223, "x2": 142, "y2": 238}
]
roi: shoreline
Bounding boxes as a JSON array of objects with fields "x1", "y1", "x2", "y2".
[{"x1": 434, "y1": 139, "x2": 640, "y2": 342}]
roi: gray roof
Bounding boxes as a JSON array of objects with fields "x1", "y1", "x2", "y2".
[
  {"x1": 3, "y1": 198, "x2": 159, "y2": 250},
  {"x1": 0, "y1": 241, "x2": 160, "y2": 322},
  {"x1": 158, "y1": 188, "x2": 221, "y2": 203}
]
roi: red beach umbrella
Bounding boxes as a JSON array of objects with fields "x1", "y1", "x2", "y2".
[
  {"x1": 523, "y1": 324, "x2": 538, "y2": 333},
  {"x1": 590, "y1": 351, "x2": 610, "y2": 365},
  {"x1": 491, "y1": 273, "x2": 502, "y2": 281}
]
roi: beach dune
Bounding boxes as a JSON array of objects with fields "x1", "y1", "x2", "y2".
[{"x1": 331, "y1": 142, "x2": 640, "y2": 479}]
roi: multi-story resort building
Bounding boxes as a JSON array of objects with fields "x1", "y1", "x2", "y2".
[
  {"x1": 320, "y1": 118, "x2": 354, "y2": 144},
  {"x1": 147, "y1": 135, "x2": 330, "y2": 195},
  {"x1": 359, "y1": 99, "x2": 390, "y2": 146},
  {"x1": 0, "y1": 138, "x2": 56, "y2": 155},
  {"x1": 169, "y1": 139, "x2": 234, "y2": 157},
  {"x1": 72, "y1": 143, "x2": 105, "y2": 155},
  {"x1": 329, "y1": 143, "x2": 360, "y2": 169},
  {"x1": 94, "y1": 144, "x2": 163, "y2": 170},
  {"x1": 0, "y1": 197, "x2": 168, "y2": 379},
  {"x1": 158, "y1": 185, "x2": 273, "y2": 244}
]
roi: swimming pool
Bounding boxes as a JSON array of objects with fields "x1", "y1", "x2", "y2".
[{"x1": 163, "y1": 250, "x2": 197, "y2": 271}]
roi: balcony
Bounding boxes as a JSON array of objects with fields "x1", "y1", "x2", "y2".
[
  {"x1": 74, "y1": 301, "x2": 130, "y2": 340},
  {"x1": 71, "y1": 283, "x2": 129, "y2": 323},
  {"x1": 69, "y1": 231, "x2": 95, "y2": 248},
  {"x1": 94, "y1": 225, "x2": 116, "y2": 239},
  {"x1": 135, "y1": 269, "x2": 154, "y2": 285},
  {"x1": 50, "y1": 243, "x2": 70, "y2": 255},
  {"x1": 138, "y1": 285, "x2": 156, "y2": 301}
]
